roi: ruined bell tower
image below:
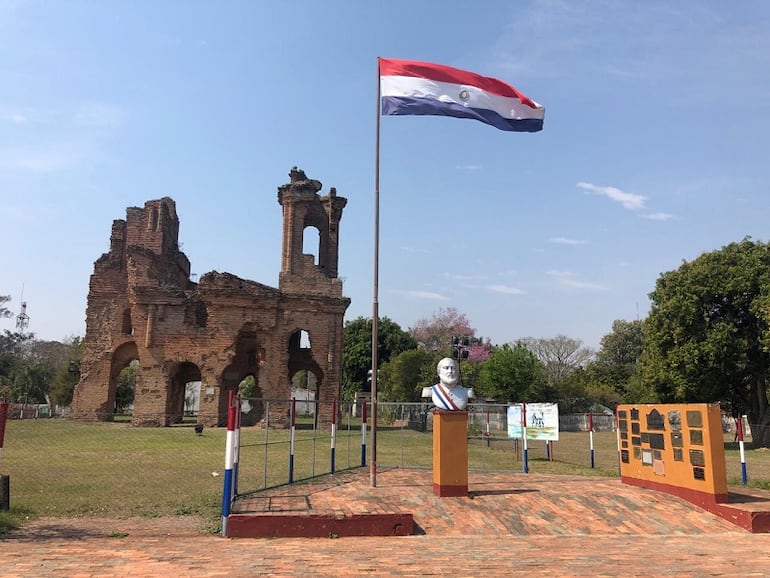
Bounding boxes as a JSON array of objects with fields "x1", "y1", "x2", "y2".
[{"x1": 278, "y1": 167, "x2": 347, "y2": 296}]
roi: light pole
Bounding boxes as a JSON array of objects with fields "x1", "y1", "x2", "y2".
[{"x1": 451, "y1": 335, "x2": 471, "y2": 385}]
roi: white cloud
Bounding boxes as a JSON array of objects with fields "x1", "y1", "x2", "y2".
[
  {"x1": 0, "y1": 147, "x2": 84, "y2": 172},
  {"x1": 642, "y1": 212, "x2": 675, "y2": 221},
  {"x1": 577, "y1": 182, "x2": 648, "y2": 211},
  {"x1": 397, "y1": 290, "x2": 451, "y2": 301},
  {"x1": 446, "y1": 273, "x2": 489, "y2": 281},
  {"x1": 547, "y1": 270, "x2": 607, "y2": 291},
  {"x1": 486, "y1": 284, "x2": 525, "y2": 295},
  {"x1": 399, "y1": 245, "x2": 431, "y2": 254},
  {"x1": 549, "y1": 236, "x2": 587, "y2": 245},
  {"x1": 456, "y1": 164, "x2": 481, "y2": 170},
  {"x1": 1, "y1": 113, "x2": 26, "y2": 123}
]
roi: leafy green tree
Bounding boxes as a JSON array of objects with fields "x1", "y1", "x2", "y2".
[
  {"x1": 342, "y1": 316, "x2": 417, "y2": 399},
  {"x1": 115, "y1": 360, "x2": 138, "y2": 413},
  {"x1": 583, "y1": 319, "x2": 645, "y2": 403},
  {"x1": 0, "y1": 295, "x2": 12, "y2": 319},
  {"x1": 14, "y1": 362, "x2": 53, "y2": 405},
  {"x1": 478, "y1": 343, "x2": 545, "y2": 402},
  {"x1": 0, "y1": 330, "x2": 36, "y2": 401},
  {"x1": 49, "y1": 361, "x2": 79, "y2": 407},
  {"x1": 641, "y1": 238, "x2": 770, "y2": 446},
  {"x1": 378, "y1": 349, "x2": 437, "y2": 402},
  {"x1": 239, "y1": 375, "x2": 257, "y2": 397}
]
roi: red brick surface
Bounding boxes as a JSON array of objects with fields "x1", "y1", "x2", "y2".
[{"x1": 5, "y1": 469, "x2": 770, "y2": 576}]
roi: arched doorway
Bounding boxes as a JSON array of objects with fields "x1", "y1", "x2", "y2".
[
  {"x1": 168, "y1": 361, "x2": 201, "y2": 424},
  {"x1": 109, "y1": 342, "x2": 139, "y2": 420}
]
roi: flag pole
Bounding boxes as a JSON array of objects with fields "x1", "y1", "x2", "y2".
[{"x1": 370, "y1": 57, "x2": 381, "y2": 487}]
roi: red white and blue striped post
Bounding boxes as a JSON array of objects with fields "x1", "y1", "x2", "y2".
[
  {"x1": 233, "y1": 394, "x2": 241, "y2": 495},
  {"x1": 522, "y1": 403, "x2": 529, "y2": 474},
  {"x1": 589, "y1": 413, "x2": 595, "y2": 469},
  {"x1": 330, "y1": 399, "x2": 337, "y2": 474},
  {"x1": 288, "y1": 397, "x2": 296, "y2": 484},
  {"x1": 737, "y1": 415, "x2": 748, "y2": 485},
  {"x1": 220, "y1": 390, "x2": 238, "y2": 537},
  {"x1": 0, "y1": 401, "x2": 8, "y2": 469},
  {"x1": 360, "y1": 399, "x2": 368, "y2": 467}
]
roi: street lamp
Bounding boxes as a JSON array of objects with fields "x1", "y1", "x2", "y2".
[{"x1": 452, "y1": 335, "x2": 472, "y2": 385}]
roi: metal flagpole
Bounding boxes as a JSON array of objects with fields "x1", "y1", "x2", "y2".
[{"x1": 370, "y1": 57, "x2": 382, "y2": 487}]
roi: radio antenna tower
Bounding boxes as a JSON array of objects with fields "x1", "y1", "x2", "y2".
[{"x1": 16, "y1": 286, "x2": 29, "y2": 333}]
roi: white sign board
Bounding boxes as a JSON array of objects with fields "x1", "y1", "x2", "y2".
[{"x1": 507, "y1": 402, "x2": 559, "y2": 441}]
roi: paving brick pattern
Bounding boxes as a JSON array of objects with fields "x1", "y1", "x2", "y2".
[{"x1": 4, "y1": 469, "x2": 770, "y2": 577}]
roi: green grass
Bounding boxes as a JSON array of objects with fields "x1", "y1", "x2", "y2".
[{"x1": 1, "y1": 419, "x2": 769, "y2": 536}]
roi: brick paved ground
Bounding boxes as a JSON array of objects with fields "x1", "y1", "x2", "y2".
[{"x1": 4, "y1": 468, "x2": 770, "y2": 577}]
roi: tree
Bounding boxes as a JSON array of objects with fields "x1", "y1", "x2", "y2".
[
  {"x1": 342, "y1": 316, "x2": 417, "y2": 399},
  {"x1": 0, "y1": 295, "x2": 12, "y2": 319},
  {"x1": 522, "y1": 335, "x2": 594, "y2": 399},
  {"x1": 477, "y1": 343, "x2": 545, "y2": 402},
  {"x1": 115, "y1": 360, "x2": 138, "y2": 413},
  {"x1": 583, "y1": 320, "x2": 645, "y2": 403},
  {"x1": 409, "y1": 307, "x2": 491, "y2": 361},
  {"x1": 641, "y1": 238, "x2": 770, "y2": 447},
  {"x1": 378, "y1": 349, "x2": 437, "y2": 402},
  {"x1": 0, "y1": 330, "x2": 36, "y2": 402}
]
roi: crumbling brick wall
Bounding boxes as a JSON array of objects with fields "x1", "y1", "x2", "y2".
[{"x1": 70, "y1": 168, "x2": 350, "y2": 427}]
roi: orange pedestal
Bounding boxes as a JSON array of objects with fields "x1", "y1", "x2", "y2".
[{"x1": 433, "y1": 410, "x2": 468, "y2": 497}]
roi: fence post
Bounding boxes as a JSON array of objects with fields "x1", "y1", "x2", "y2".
[
  {"x1": 522, "y1": 403, "x2": 529, "y2": 474},
  {"x1": 330, "y1": 399, "x2": 337, "y2": 474},
  {"x1": 0, "y1": 401, "x2": 9, "y2": 511},
  {"x1": 289, "y1": 397, "x2": 296, "y2": 484},
  {"x1": 737, "y1": 415, "x2": 748, "y2": 485},
  {"x1": 220, "y1": 390, "x2": 238, "y2": 537},
  {"x1": 360, "y1": 399, "x2": 367, "y2": 467},
  {"x1": 589, "y1": 413, "x2": 595, "y2": 469}
]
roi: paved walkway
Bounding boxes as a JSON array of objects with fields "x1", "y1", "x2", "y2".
[{"x1": 4, "y1": 469, "x2": 770, "y2": 577}]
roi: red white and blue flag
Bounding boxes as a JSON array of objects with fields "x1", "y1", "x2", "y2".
[{"x1": 379, "y1": 57, "x2": 544, "y2": 132}]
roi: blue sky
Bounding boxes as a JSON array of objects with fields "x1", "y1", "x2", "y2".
[{"x1": 2, "y1": 0, "x2": 769, "y2": 350}]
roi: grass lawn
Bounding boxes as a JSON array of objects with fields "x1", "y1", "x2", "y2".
[{"x1": 1, "y1": 418, "x2": 769, "y2": 536}]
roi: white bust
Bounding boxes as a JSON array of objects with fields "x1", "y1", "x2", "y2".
[{"x1": 421, "y1": 357, "x2": 474, "y2": 411}]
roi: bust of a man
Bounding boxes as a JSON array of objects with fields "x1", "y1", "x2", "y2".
[{"x1": 421, "y1": 357, "x2": 474, "y2": 411}]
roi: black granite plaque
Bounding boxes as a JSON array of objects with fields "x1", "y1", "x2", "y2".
[
  {"x1": 631, "y1": 422, "x2": 640, "y2": 434},
  {"x1": 621, "y1": 449, "x2": 629, "y2": 463},
  {"x1": 689, "y1": 449, "x2": 705, "y2": 466},
  {"x1": 671, "y1": 432, "x2": 683, "y2": 447},
  {"x1": 631, "y1": 408, "x2": 640, "y2": 420},
  {"x1": 693, "y1": 467, "x2": 705, "y2": 481},
  {"x1": 646, "y1": 409, "x2": 665, "y2": 431},
  {"x1": 686, "y1": 410, "x2": 702, "y2": 428},
  {"x1": 649, "y1": 433, "x2": 665, "y2": 449},
  {"x1": 689, "y1": 429, "x2": 703, "y2": 446},
  {"x1": 673, "y1": 448, "x2": 683, "y2": 461}
]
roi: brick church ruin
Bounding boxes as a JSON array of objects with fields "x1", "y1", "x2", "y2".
[{"x1": 71, "y1": 167, "x2": 350, "y2": 427}]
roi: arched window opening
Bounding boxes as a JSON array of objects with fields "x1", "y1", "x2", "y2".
[
  {"x1": 303, "y1": 225, "x2": 320, "y2": 265},
  {"x1": 121, "y1": 308, "x2": 133, "y2": 335}
]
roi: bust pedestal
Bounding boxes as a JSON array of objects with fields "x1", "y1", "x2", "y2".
[{"x1": 432, "y1": 410, "x2": 468, "y2": 497}]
